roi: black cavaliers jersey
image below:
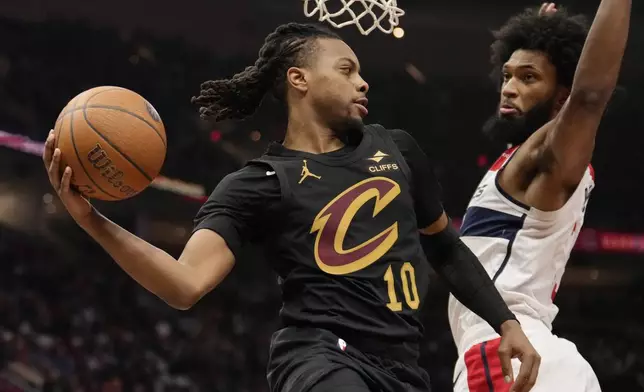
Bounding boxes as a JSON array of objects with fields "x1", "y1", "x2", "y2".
[{"x1": 249, "y1": 125, "x2": 431, "y2": 361}]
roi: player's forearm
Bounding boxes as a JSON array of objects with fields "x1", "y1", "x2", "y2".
[
  {"x1": 79, "y1": 209, "x2": 200, "y2": 309},
  {"x1": 570, "y1": 0, "x2": 630, "y2": 103},
  {"x1": 420, "y1": 224, "x2": 516, "y2": 333},
  {"x1": 541, "y1": 0, "x2": 631, "y2": 185}
]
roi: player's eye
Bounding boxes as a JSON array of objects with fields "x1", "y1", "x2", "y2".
[
  {"x1": 502, "y1": 72, "x2": 512, "y2": 81},
  {"x1": 339, "y1": 62, "x2": 356, "y2": 72},
  {"x1": 523, "y1": 73, "x2": 536, "y2": 82}
]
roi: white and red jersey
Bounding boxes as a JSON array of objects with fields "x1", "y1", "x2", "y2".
[{"x1": 448, "y1": 146, "x2": 595, "y2": 355}]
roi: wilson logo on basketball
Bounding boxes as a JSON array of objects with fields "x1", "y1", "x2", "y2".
[
  {"x1": 310, "y1": 177, "x2": 401, "y2": 275},
  {"x1": 87, "y1": 143, "x2": 136, "y2": 197}
]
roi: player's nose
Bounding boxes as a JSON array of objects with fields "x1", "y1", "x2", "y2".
[
  {"x1": 501, "y1": 79, "x2": 518, "y2": 98},
  {"x1": 357, "y1": 77, "x2": 369, "y2": 94}
]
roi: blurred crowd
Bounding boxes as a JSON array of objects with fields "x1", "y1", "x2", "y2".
[
  {"x1": 0, "y1": 17, "x2": 643, "y2": 392},
  {"x1": 0, "y1": 227, "x2": 279, "y2": 392}
]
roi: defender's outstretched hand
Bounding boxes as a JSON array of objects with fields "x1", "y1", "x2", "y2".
[
  {"x1": 43, "y1": 129, "x2": 92, "y2": 222},
  {"x1": 498, "y1": 320, "x2": 541, "y2": 392},
  {"x1": 539, "y1": 2, "x2": 558, "y2": 16}
]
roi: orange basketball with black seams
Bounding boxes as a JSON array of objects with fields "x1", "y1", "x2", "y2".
[{"x1": 54, "y1": 86, "x2": 167, "y2": 201}]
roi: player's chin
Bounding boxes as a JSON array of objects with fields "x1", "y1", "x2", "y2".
[
  {"x1": 350, "y1": 112, "x2": 365, "y2": 123},
  {"x1": 499, "y1": 112, "x2": 522, "y2": 121},
  {"x1": 333, "y1": 115, "x2": 364, "y2": 134},
  {"x1": 342, "y1": 106, "x2": 364, "y2": 123},
  {"x1": 348, "y1": 114, "x2": 365, "y2": 128}
]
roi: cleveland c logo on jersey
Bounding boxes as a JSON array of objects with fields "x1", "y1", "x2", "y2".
[{"x1": 310, "y1": 177, "x2": 401, "y2": 275}]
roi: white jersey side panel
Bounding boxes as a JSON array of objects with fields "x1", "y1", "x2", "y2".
[{"x1": 448, "y1": 147, "x2": 595, "y2": 355}]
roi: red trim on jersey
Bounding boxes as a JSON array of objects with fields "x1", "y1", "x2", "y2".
[
  {"x1": 551, "y1": 283, "x2": 559, "y2": 301},
  {"x1": 465, "y1": 342, "x2": 488, "y2": 391},
  {"x1": 588, "y1": 164, "x2": 595, "y2": 181},
  {"x1": 490, "y1": 146, "x2": 519, "y2": 172},
  {"x1": 465, "y1": 338, "x2": 513, "y2": 392}
]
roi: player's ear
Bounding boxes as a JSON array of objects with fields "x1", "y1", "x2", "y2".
[{"x1": 286, "y1": 67, "x2": 308, "y2": 94}]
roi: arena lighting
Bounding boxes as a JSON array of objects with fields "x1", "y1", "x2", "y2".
[
  {"x1": 393, "y1": 27, "x2": 405, "y2": 38},
  {"x1": 477, "y1": 155, "x2": 488, "y2": 168},
  {"x1": 0, "y1": 189, "x2": 36, "y2": 231},
  {"x1": 210, "y1": 130, "x2": 222, "y2": 142},
  {"x1": 405, "y1": 63, "x2": 426, "y2": 84}
]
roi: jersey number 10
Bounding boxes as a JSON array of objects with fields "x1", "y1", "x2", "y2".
[{"x1": 384, "y1": 262, "x2": 420, "y2": 311}]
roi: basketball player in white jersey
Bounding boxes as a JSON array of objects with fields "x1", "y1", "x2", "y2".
[{"x1": 449, "y1": 1, "x2": 630, "y2": 391}]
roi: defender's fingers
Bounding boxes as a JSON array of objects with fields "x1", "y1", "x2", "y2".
[
  {"x1": 527, "y1": 354, "x2": 541, "y2": 389},
  {"x1": 511, "y1": 355, "x2": 535, "y2": 392},
  {"x1": 497, "y1": 344, "x2": 514, "y2": 384}
]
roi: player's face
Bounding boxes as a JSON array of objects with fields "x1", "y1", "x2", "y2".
[
  {"x1": 499, "y1": 49, "x2": 559, "y2": 117},
  {"x1": 306, "y1": 38, "x2": 370, "y2": 134},
  {"x1": 483, "y1": 49, "x2": 567, "y2": 145}
]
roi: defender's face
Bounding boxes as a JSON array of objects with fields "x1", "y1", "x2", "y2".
[
  {"x1": 307, "y1": 38, "x2": 370, "y2": 131},
  {"x1": 499, "y1": 49, "x2": 558, "y2": 120},
  {"x1": 483, "y1": 49, "x2": 568, "y2": 146}
]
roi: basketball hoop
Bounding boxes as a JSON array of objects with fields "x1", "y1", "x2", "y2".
[{"x1": 303, "y1": 0, "x2": 405, "y2": 36}]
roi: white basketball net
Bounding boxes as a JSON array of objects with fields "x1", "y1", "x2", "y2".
[{"x1": 303, "y1": 0, "x2": 405, "y2": 36}]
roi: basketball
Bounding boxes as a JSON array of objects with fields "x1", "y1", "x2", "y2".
[{"x1": 53, "y1": 86, "x2": 167, "y2": 201}]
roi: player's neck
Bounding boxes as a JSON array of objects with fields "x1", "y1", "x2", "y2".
[{"x1": 283, "y1": 113, "x2": 345, "y2": 154}]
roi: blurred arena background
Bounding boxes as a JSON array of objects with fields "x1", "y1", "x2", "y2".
[{"x1": 1, "y1": 0, "x2": 643, "y2": 391}]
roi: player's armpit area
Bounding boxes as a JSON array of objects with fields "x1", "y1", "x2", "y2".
[
  {"x1": 537, "y1": 93, "x2": 604, "y2": 187},
  {"x1": 193, "y1": 164, "x2": 281, "y2": 258},
  {"x1": 176, "y1": 229, "x2": 236, "y2": 308}
]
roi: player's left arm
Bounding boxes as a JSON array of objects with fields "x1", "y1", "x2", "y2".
[
  {"x1": 390, "y1": 128, "x2": 517, "y2": 329},
  {"x1": 391, "y1": 128, "x2": 540, "y2": 391},
  {"x1": 536, "y1": 0, "x2": 630, "y2": 188}
]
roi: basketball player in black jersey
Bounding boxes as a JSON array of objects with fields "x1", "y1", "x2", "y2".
[{"x1": 43, "y1": 23, "x2": 540, "y2": 392}]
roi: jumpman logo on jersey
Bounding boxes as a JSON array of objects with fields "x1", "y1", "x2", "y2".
[{"x1": 299, "y1": 160, "x2": 321, "y2": 184}]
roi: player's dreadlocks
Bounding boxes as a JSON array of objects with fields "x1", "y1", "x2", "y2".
[
  {"x1": 192, "y1": 23, "x2": 340, "y2": 122},
  {"x1": 490, "y1": 6, "x2": 589, "y2": 90}
]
